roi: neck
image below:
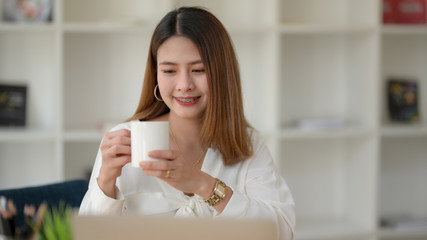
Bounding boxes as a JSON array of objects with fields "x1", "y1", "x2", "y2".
[{"x1": 168, "y1": 112, "x2": 203, "y2": 149}]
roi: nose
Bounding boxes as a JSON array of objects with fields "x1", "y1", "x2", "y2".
[{"x1": 176, "y1": 70, "x2": 194, "y2": 91}]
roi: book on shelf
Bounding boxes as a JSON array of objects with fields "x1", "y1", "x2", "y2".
[
  {"x1": 387, "y1": 79, "x2": 420, "y2": 123},
  {"x1": 2, "y1": 0, "x2": 52, "y2": 23},
  {"x1": 0, "y1": 83, "x2": 27, "y2": 127},
  {"x1": 383, "y1": 0, "x2": 426, "y2": 24}
]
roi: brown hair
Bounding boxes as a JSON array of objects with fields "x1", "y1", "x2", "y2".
[{"x1": 129, "y1": 7, "x2": 252, "y2": 165}]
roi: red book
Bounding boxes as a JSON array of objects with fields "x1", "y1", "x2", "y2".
[
  {"x1": 383, "y1": 0, "x2": 426, "y2": 24},
  {"x1": 383, "y1": 0, "x2": 398, "y2": 23}
]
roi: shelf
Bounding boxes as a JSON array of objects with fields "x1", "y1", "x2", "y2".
[
  {"x1": 63, "y1": 23, "x2": 155, "y2": 33},
  {"x1": 278, "y1": 24, "x2": 378, "y2": 35},
  {"x1": 64, "y1": 130, "x2": 104, "y2": 142},
  {"x1": 0, "y1": 23, "x2": 56, "y2": 32},
  {"x1": 380, "y1": 138, "x2": 427, "y2": 226},
  {"x1": 296, "y1": 218, "x2": 373, "y2": 240},
  {"x1": 227, "y1": 26, "x2": 274, "y2": 35},
  {"x1": 379, "y1": 227, "x2": 427, "y2": 239},
  {"x1": 62, "y1": 23, "x2": 274, "y2": 36},
  {"x1": 267, "y1": 127, "x2": 375, "y2": 140},
  {"x1": 382, "y1": 25, "x2": 427, "y2": 35},
  {"x1": 381, "y1": 124, "x2": 427, "y2": 138},
  {"x1": 0, "y1": 128, "x2": 56, "y2": 142}
]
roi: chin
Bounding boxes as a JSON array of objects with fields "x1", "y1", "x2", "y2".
[{"x1": 173, "y1": 110, "x2": 205, "y2": 121}]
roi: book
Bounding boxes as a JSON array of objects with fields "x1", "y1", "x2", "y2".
[
  {"x1": 383, "y1": 0, "x2": 426, "y2": 24},
  {"x1": 0, "y1": 83, "x2": 27, "y2": 126},
  {"x1": 383, "y1": 0, "x2": 397, "y2": 23},
  {"x1": 387, "y1": 79, "x2": 420, "y2": 123}
]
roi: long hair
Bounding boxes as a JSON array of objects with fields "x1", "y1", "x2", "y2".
[{"x1": 129, "y1": 7, "x2": 252, "y2": 165}]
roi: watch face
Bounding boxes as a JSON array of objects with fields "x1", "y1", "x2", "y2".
[
  {"x1": 214, "y1": 182, "x2": 226, "y2": 197},
  {"x1": 204, "y1": 179, "x2": 227, "y2": 206}
]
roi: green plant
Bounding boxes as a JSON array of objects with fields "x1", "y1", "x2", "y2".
[{"x1": 38, "y1": 202, "x2": 72, "y2": 240}]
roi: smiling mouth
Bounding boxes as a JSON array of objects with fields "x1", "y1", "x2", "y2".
[{"x1": 175, "y1": 97, "x2": 200, "y2": 103}]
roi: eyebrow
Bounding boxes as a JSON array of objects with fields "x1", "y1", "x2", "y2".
[{"x1": 158, "y1": 60, "x2": 203, "y2": 66}]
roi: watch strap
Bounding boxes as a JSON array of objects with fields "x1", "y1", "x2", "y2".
[{"x1": 204, "y1": 178, "x2": 226, "y2": 207}]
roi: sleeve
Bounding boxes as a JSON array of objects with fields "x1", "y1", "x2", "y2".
[
  {"x1": 78, "y1": 143, "x2": 125, "y2": 215},
  {"x1": 215, "y1": 131, "x2": 296, "y2": 240}
]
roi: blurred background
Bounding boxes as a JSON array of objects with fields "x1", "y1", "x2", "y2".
[{"x1": 0, "y1": 0, "x2": 426, "y2": 239}]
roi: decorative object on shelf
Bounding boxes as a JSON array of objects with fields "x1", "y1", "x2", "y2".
[
  {"x1": 2, "y1": 0, "x2": 52, "y2": 23},
  {"x1": 387, "y1": 79, "x2": 420, "y2": 122},
  {"x1": 0, "y1": 83, "x2": 27, "y2": 127},
  {"x1": 383, "y1": 0, "x2": 426, "y2": 24}
]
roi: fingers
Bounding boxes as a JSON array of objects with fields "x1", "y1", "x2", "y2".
[
  {"x1": 141, "y1": 168, "x2": 172, "y2": 179},
  {"x1": 100, "y1": 129, "x2": 132, "y2": 174},
  {"x1": 98, "y1": 129, "x2": 132, "y2": 196},
  {"x1": 140, "y1": 160, "x2": 178, "y2": 179},
  {"x1": 148, "y1": 150, "x2": 175, "y2": 160},
  {"x1": 140, "y1": 160, "x2": 173, "y2": 171},
  {"x1": 101, "y1": 129, "x2": 131, "y2": 158},
  {"x1": 104, "y1": 129, "x2": 130, "y2": 139},
  {"x1": 104, "y1": 145, "x2": 132, "y2": 157},
  {"x1": 110, "y1": 155, "x2": 131, "y2": 167},
  {"x1": 101, "y1": 129, "x2": 131, "y2": 150}
]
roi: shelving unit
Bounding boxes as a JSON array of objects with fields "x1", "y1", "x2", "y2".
[
  {"x1": 1, "y1": 0, "x2": 426, "y2": 239},
  {"x1": 379, "y1": 20, "x2": 427, "y2": 240}
]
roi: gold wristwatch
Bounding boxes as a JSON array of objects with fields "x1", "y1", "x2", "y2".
[{"x1": 204, "y1": 178, "x2": 227, "y2": 207}]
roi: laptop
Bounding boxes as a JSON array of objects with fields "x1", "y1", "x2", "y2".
[{"x1": 73, "y1": 215, "x2": 276, "y2": 240}]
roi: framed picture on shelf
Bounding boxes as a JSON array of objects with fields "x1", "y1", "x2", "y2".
[
  {"x1": 387, "y1": 79, "x2": 420, "y2": 123},
  {"x1": 1, "y1": 0, "x2": 52, "y2": 23},
  {"x1": 0, "y1": 83, "x2": 27, "y2": 127}
]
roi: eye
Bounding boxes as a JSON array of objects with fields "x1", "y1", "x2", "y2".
[
  {"x1": 192, "y1": 69, "x2": 205, "y2": 73},
  {"x1": 162, "y1": 70, "x2": 175, "y2": 74}
]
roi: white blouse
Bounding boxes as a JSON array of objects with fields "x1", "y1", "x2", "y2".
[{"x1": 79, "y1": 122, "x2": 296, "y2": 239}]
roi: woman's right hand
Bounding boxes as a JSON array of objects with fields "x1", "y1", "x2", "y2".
[{"x1": 98, "y1": 129, "x2": 131, "y2": 198}]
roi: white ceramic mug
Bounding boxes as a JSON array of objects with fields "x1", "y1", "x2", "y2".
[{"x1": 131, "y1": 121, "x2": 169, "y2": 167}]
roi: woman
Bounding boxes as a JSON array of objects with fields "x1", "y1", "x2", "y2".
[{"x1": 79, "y1": 7, "x2": 295, "y2": 239}]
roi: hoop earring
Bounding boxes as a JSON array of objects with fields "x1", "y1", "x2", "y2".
[{"x1": 154, "y1": 84, "x2": 163, "y2": 102}]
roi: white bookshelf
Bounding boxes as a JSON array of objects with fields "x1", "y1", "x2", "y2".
[
  {"x1": 379, "y1": 12, "x2": 427, "y2": 240},
  {"x1": 1, "y1": 0, "x2": 426, "y2": 239}
]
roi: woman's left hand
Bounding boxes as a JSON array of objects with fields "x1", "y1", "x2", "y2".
[{"x1": 139, "y1": 150, "x2": 215, "y2": 198}]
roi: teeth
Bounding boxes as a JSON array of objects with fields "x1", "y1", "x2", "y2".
[{"x1": 177, "y1": 97, "x2": 198, "y2": 102}]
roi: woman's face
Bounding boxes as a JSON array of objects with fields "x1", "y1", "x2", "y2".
[{"x1": 157, "y1": 36, "x2": 209, "y2": 121}]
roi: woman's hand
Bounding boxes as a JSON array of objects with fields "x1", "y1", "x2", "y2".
[
  {"x1": 139, "y1": 150, "x2": 215, "y2": 199},
  {"x1": 98, "y1": 129, "x2": 131, "y2": 198}
]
